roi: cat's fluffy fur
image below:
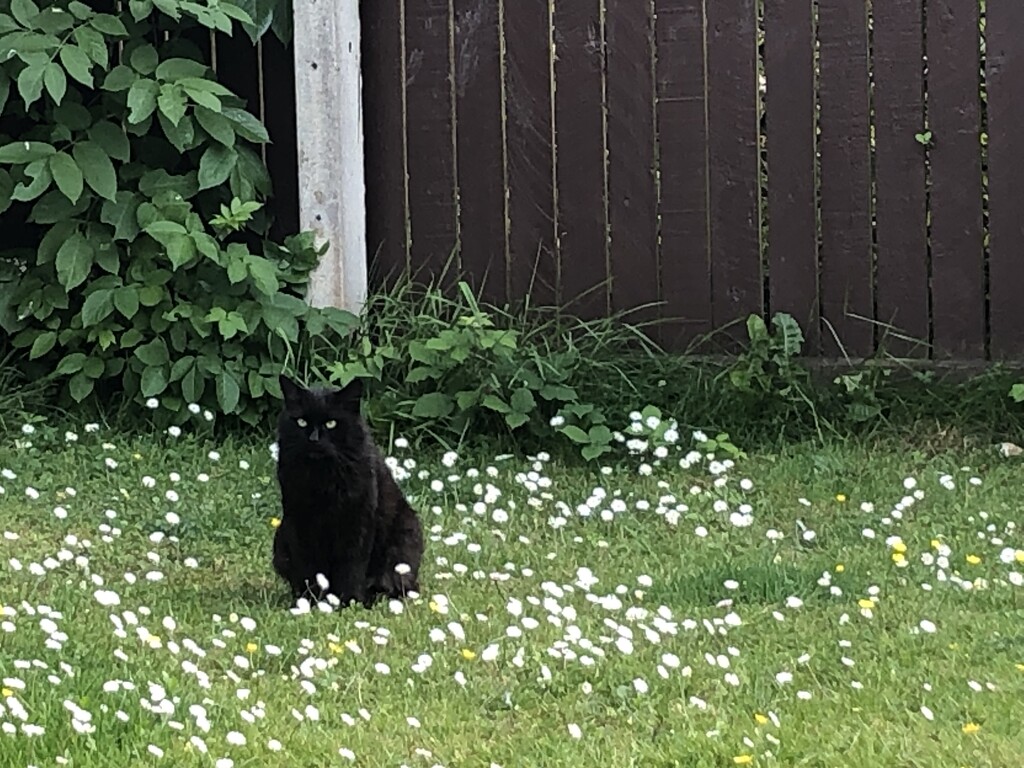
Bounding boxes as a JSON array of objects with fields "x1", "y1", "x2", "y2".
[{"x1": 271, "y1": 375, "x2": 423, "y2": 607}]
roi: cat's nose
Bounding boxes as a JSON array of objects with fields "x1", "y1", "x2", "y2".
[{"x1": 308, "y1": 428, "x2": 320, "y2": 442}]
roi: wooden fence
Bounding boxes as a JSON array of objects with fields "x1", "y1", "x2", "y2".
[{"x1": 354, "y1": 0, "x2": 1024, "y2": 360}]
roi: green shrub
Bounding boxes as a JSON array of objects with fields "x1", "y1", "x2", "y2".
[{"x1": 0, "y1": 0, "x2": 353, "y2": 426}]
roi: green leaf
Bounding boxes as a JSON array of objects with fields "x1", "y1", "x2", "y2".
[
  {"x1": 505, "y1": 412, "x2": 529, "y2": 429},
  {"x1": 1011, "y1": 384, "x2": 1024, "y2": 404},
  {"x1": 559, "y1": 425, "x2": 590, "y2": 444},
  {"x1": 89, "y1": 13, "x2": 128, "y2": 36},
  {"x1": 68, "y1": 372, "x2": 94, "y2": 402},
  {"x1": 157, "y1": 83, "x2": 187, "y2": 126},
  {"x1": 216, "y1": 370, "x2": 241, "y2": 413},
  {"x1": 155, "y1": 57, "x2": 208, "y2": 81},
  {"x1": 102, "y1": 64, "x2": 136, "y2": 92},
  {"x1": 181, "y1": 81, "x2": 221, "y2": 111},
  {"x1": 43, "y1": 61, "x2": 67, "y2": 103},
  {"x1": 11, "y1": 159, "x2": 51, "y2": 201},
  {"x1": 88, "y1": 121, "x2": 131, "y2": 162},
  {"x1": 138, "y1": 168, "x2": 198, "y2": 199},
  {"x1": 482, "y1": 394, "x2": 511, "y2": 414},
  {"x1": 139, "y1": 365, "x2": 167, "y2": 397},
  {"x1": 101, "y1": 191, "x2": 142, "y2": 241},
  {"x1": 181, "y1": 365, "x2": 203, "y2": 402},
  {"x1": 58, "y1": 44, "x2": 93, "y2": 87},
  {"x1": 221, "y1": 106, "x2": 269, "y2": 143},
  {"x1": 80, "y1": 288, "x2": 115, "y2": 326},
  {"x1": 510, "y1": 387, "x2": 536, "y2": 414},
  {"x1": 166, "y1": 235, "x2": 196, "y2": 269},
  {"x1": 129, "y1": 43, "x2": 159, "y2": 75},
  {"x1": 17, "y1": 62, "x2": 46, "y2": 108},
  {"x1": 72, "y1": 141, "x2": 117, "y2": 201},
  {"x1": 0, "y1": 168, "x2": 12, "y2": 215},
  {"x1": 52, "y1": 101, "x2": 91, "y2": 130},
  {"x1": 56, "y1": 352, "x2": 88, "y2": 375},
  {"x1": 138, "y1": 284, "x2": 165, "y2": 307},
  {"x1": 197, "y1": 144, "x2": 237, "y2": 190},
  {"x1": 48, "y1": 151, "x2": 84, "y2": 203},
  {"x1": 411, "y1": 392, "x2": 453, "y2": 419},
  {"x1": 0, "y1": 141, "x2": 55, "y2": 165},
  {"x1": 11, "y1": 0, "x2": 40, "y2": 28},
  {"x1": 194, "y1": 106, "x2": 235, "y2": 146},
  {"x1": 29, "y1": 330, "x2": 56, "y2": 360},
  {"x1": 0, "y1": 68, "x2": 10, "y2": 115},
  {"x1": 135, "y1": 338, "x2": 169, "y2": 366},
  {"x1": 55, "y1": 232, "x2": 93, "y2": 289},
  {"x1": 73, "y1": 25, "x2": 109, "y2": 68},
  {"x1": 246, "y1": 255, "x2": 279, "y2": 295},
  {"x1": 113, "y1": 287, "x2": 140, "y2": 319},
  {"x1": 127, "y1": 78, "x2": 159, "y2": 123},
  {"x1": 581, "y1": 443, "x2": 610, "y2": 461},
  {"x1": 37, "y1": 220, "x2": 74, "y2": 263}
]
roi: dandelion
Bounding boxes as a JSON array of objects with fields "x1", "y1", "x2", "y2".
[
  {"x1": 270, "y1": 517, "x2": 281, "y2": 528},
  {"x1": 962, "y1": 722, "x2": 981, "y2": 734},
  {"x1": 966, "y1": 554, "x2": 981, "y2": 565},
  {"x1": 836, "y1": 494, "x2": 847, "y2": 502},
  {"x1": 461, "y1": 648, "x2": 477, "y2": 661},
  {"x1": 733, "y1": 757, "x2": 753, "y2": 765},
  {"x1": 754, "y1": 713, "x2": 769, "y2": 725}
]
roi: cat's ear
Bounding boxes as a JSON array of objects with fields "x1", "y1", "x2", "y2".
[
  {"x1": 279, "y1": 374, "x2": 305, "y2": 404},
  {"x1": 333, "y1": 378, "x2": 363, "y2": 411}
]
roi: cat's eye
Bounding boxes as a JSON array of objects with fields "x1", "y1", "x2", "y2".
[
  {"x1": 325, "y1": 420, "x2": 337, "y2": 430},
  {"x1": 296, "y1": 418, "x2": 308, "y2": 428}
]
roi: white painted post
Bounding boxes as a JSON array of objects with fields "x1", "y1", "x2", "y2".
[{"x1": 291, "y1": 0, "x2": 368, "y2": 313}]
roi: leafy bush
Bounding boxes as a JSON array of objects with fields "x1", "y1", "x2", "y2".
[
  {"x1": 0, "y1": 0, "x2": 353, "y2": 426},
  {"x1": 323, "y1": 280, "x2": 663, "y2": 461}
]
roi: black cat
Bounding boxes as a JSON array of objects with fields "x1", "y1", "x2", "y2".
[{"x1": 271, "y1": 375, "x2": 423, "y2": 608}]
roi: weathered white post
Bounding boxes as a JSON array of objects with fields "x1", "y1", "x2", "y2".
[{"x1": 291, "y1": 0, "x2": 368, "y2": 313}]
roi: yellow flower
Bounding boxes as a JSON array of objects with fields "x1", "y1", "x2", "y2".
[
  {"x1": 857, "y1": 598, "x2": 875, "y2": 610},
  {"x1": 835, "y1": 564, "x2": 845, "y2": 573},
  {"x1": 892, "y1": 541, "x2": 907, "y2": 554},
  {"x1": 245, "y1": 642, "x2": 258, "y2": 654},
  {"x1": 1015, "y1": 663, "x2": 1024, "y2": 672},
  {"x1": 753, "y1": 712, "x2": 769, "y2": 725},
  {"x1": 734, "y1": 756, "x2": 754, "y2": 765},
  {"x1": 328, "y1": 642, "x2": 344, "y2": 655},
  {"x1": 429, "y1": 600, "x2": 441, "y2": 613},
  {"x1": 1015, "y1": 551, "x2": 1024, "y2": 564},
  {"x1": 892, "y1": 552, "x2": 906, "y2": 564},
  {"x1": 270, "y1": 517, "x2": 281, "y2": 529},
  {"x1": 133, "y1": 453, "x2": 143, "y2": 460},
  {"x1": 1, "y1": 688, "x2": 13, "y2": 698},
  {"x1": 835, "y1": 494, "x2": 847, "y2": 503},
  {"x1": 962, "y1": 722, "x2": 981, "y2": 734},
  {"x1": 460, "y1": 648, "x2": 477, "y2": 661},
  {"x1": 966, "y1": 554, "x2": 981, "y2": 565},
  {"x1": 931, "y1": 539, "x2": 941, "y2": 550}
]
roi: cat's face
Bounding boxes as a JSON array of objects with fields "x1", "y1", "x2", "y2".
[{"x1": 277, "y1": 375, "x2": 365, "y2": 460}]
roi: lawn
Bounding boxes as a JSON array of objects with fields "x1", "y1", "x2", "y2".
[{"x1": 1, "y1": 412, "x2": 1023, "y2": 767}]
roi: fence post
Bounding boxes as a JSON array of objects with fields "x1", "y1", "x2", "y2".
[{"x1": 291, "y1": 0, "x2": 368, "y2": 313}]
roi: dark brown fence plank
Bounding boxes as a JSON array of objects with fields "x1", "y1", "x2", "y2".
[
  {"x1": 553, "y1": 0, "x2": 608, "y2": 320},
  {"x1": 214, "y1": 32, "x2": 260, "y2": 116},
  {"x1": 360, "y1": 0, "x2": 408, "y2": 284},
  {"x1": 764, "y1": 0, "x2": 818, "y2": 352},
  {"x1": 655, "y1": 0, "x2": 711, "y2": 349},
  {"x1": 985, "y1": 0, "x2": 1024, "y2": 359},
  {"x1": 503, "y1": 2, "x2": 558, "y2": 306},
  {"x1": 606, "y1": 0, "x2": 658, "y2": 322},
  {"x1": 817, "y1": 0, "x2": 872, "y2": 356},
  {"x1": 872, "y1": 1, "x2": 928, "y2": 357},
  {"x1": 405, "y1": 0, "x2": 459, "y2": 286},
  {"x1": 261, "y1": 36, "x2": 299, "y2": 240},
  {"x1": 927, "y1": 0, "x2": 984, "y2": 358},
  {"x1": 706, "y1": 0, "x2": 761, "y2": 346},
  {"x1": 453, "y1": 0, "x2": 507, "y2": 306}
]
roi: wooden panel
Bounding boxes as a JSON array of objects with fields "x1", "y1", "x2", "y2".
[
  {"x1": 706, "y1": 0, "x2": 761, "y2": 345},
  {"x1": 553, "y1": 0, "x2": 608, "y2": 320},
  {"x1": 817, "y1": 0, "x2": 872, "y2": 356},
  {"x1": 984, "y1": 0, "x2": 1024, "y2": 359},
  {"x1": 503, "y1": 2, "x2": 558, "y2": 306},
  {"x1": 405, "y1": 0, "x2": 459, "y2": 286},
  {"x1": 927, "y1": 0, "x2": 984, "y2": 358},
  {"x1": 654, "y1": 0, "x2": 711, "y2": 348},
  {"x1": 262, "y1": 34, "x2": 299, "y2": 240},
  {"x1": 453, "y1": 0, "x2": 507, "y2": 306},
  {"x1": 764, "y1": 0, "x2": 818, "y2": 352},
  {"x1": 606, "y1": 0, "x2": 658, "y2": 320},
  {"x1": 360, "y1": 0, "x2": 408, "y2": 284},
  {"x1": 872, "y1": 0, "x2": 928, "y2": 357}
]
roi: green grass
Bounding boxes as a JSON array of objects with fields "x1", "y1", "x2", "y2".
[{"x1": 1, "y1": 414, "x2": 1023, "y2": 767}]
